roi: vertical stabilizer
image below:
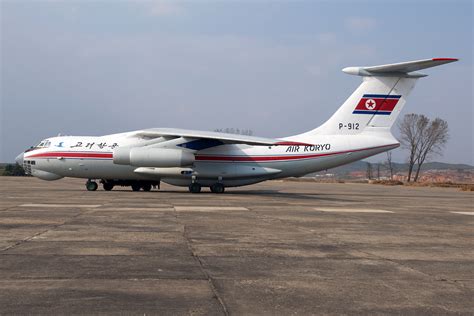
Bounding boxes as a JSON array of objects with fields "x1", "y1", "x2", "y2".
[{"x1": 304, "y1": 58, "x2": 457, "y2": 136}]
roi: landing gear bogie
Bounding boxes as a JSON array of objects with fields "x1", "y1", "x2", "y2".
[
  {"x1": 142, "y1": 183, "x2": 152, "y2": 192},
  {"x1": 210, "y1": 183, "x2": 225, "y2": 194},
  {"x1": 103, "y1": 182, "x2": 114, "y2": 191},
  {"x1": 189, "y1": 183, "x2": 202, "y2": 193},
  {"x1": 84, "y1": 179, "x2": 164, "y2": 192},
  {"x1": 131, "y1": 183, "x2": 141, "y2": 191}
]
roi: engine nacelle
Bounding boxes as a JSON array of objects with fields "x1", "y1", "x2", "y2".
[{"x1": 113, "y1": 147, "x2": 194, "y2": 167}]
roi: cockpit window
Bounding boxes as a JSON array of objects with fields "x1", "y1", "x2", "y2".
[
  {"x1": 25, "y1": 139, "x2": 52, "y2": 152},
  {"x1": 36, "y1": 140, "x2": 51, "y2": 148}
]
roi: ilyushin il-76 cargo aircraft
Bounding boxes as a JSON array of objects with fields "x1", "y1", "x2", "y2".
[{"x1": 16, "y1": 58, "x2": 457, "y2": 193}]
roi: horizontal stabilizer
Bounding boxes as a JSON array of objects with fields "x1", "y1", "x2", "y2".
[{"x1": 343, "y1": 58, "x2": 458, "y2": 77}]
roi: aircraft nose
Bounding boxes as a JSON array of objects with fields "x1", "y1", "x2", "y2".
[{"x1": 15, "y1": 152, "x2": 24, "y2": 165}]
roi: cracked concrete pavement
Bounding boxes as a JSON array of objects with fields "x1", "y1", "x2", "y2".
[{"x1": 0, "y1": 177, "x2": 473, "y2": 314}]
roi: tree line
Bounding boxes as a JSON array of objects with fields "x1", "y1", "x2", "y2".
[{"x1": 2, "y1": 164, "x2": 26, "y2": 176}]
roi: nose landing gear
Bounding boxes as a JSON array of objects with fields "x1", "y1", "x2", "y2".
[{"x1": 86, "y1": 180, "x2": 98, "y2": 191}]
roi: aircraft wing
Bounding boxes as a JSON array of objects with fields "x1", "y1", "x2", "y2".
[{"x1": 133, "y1": 128, "x2": 298, "y2": 146}]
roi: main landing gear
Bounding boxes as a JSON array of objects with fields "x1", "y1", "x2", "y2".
[
  {"x1": 131, "y1": 182, "x2": 152, "y2": 192},
  {"x1": 188, "y1": 183, "x2": 202, "y2": 193},
  {"x1": 188, "y1": 182, "x2": 225, "y2": 194},
  {"x1": 103, "y1": 182, "x2": 114, "y2": 191},
  {"x1": 85, "y1": 179, "x2": 159, "y2": 192},
  {"x1": 210, "y1": 183, "x2": 225, "y2": 194},
  {"x1": 142, "y1": 183, "x2": 152, "y2": 192}
]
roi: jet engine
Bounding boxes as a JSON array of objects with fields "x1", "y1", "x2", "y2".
[{"x1": 113, "y1": 147, "x2": 194, "y2": 167}]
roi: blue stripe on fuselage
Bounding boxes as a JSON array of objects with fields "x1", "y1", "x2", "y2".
[
  {"x1": 352, "y1": 110, "x2": 392, "y2": 115},
  {"x1": 362, "y1": 94, "x2": 401, "y2": 99}
]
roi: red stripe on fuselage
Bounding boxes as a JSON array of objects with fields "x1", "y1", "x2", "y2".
[
  {"x1": 24, "y1": 144, "x2": 399, "y2": 163},
  {"x1": 195, "y1": 144, "x2": 399, "y2": 162},
  {"x1": 26, "y1": 151, "x2": 113, "y2": 159}
]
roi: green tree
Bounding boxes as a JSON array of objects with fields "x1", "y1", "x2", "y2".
[{"x1": 2, "y1": 164, "x2": 26, "y2": 176}]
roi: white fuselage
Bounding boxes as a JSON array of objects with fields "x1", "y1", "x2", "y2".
[{"x1": 21, "y1": 130, "x2": 398, "y2": 187}]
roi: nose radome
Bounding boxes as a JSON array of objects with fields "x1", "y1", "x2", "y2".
[{"x1": 15, "y1": 152, "x2": 24, "y2": 165}]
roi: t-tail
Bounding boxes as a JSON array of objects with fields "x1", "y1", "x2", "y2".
[{"x1": 305, "y1": 58, "x2": 458, "y2": 136}]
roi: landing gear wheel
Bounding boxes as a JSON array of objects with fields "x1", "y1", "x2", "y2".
[
  {"x1": 131, "y1": 183, "x2": 141, "y2": 191},
  {"x1": 210, "y1": 183, "x2": 225, "y2": 193},
  {"x1": 103, "y1": 182, "x2": 114, "y2": 191},
  {"x1": 142, "y1": 183, "x2": 152, "y2": 192},
  {"x1": 86, "y1": 181, "x2": 98, "y2": 191},
  {"x1": 189, "y1": 183, "x2": 202, "y2": 193}
]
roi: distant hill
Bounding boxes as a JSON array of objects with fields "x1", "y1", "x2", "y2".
[{"x1": 308, "y1": 161, "x2": 473, "y2": 178}]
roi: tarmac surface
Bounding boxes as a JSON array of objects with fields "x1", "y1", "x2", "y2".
[{"x1": 0, "y1": 176, "x2": 473, "y2": 315}]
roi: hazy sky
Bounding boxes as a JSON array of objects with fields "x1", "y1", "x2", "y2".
[{"x1": 1, "y1": 0, "x2": 472, "y2": 164}]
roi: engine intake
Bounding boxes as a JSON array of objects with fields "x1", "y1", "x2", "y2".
[{"x1": 113, "y1": 147, "x2": 194, "y2": 167}]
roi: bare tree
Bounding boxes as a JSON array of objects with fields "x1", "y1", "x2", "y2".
[
  {"x1": 398, "y1": 114, "x2": 449, "y2": 182},
  {"x1": 376, "y1": 163, "x2": 381, "y2": 180},
  {"x1": 413, "y1": 118, "x2": 449, "y2": 181},
  {"x1": 366, "y1": 162, "x2": 373, "y2": 180},
  {"x1": 398, "y1": 114, "x2": 429, "y2": 181},
  {"x1": 385, "y1": 151, "x2": 394, "y2": 180}
]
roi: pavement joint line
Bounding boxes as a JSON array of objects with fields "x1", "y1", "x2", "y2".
[
  {"x1": 174, "y1": 206, "x2": 249, "y2": 212},
  {"x1": 237, "y1": 205, "x2": 372, "y2": 263},
  {"x1": 0, "y1": 205, "x2": 24, "y2": 212},
  {"x1": 379, "y1": 279, "x2": 421, "y2": 307},
  {"x1": 245, "y1": 206, "x2": 471, "y2": 294},
  {"x1": 314, "y1": 207, "x2": 394, "y2": 213},
  {"x1": 0, "y1": 229, "x2": 51, "y2": 252},
  {"x1": 358, "y1": 252, "x2": 469, "y2": 292},
  {"x1": 0, "y1": 208, "x2": 93, "y2": 253},
  {"x1": 19, "y1": 204, "x2": 102, "y2": 208},
  {"x1": 173, "y1": 208, "x2": 229, "y2": 316},
  {"x1": 94, "y1": 207, "x2": 175, "y2": 211}
]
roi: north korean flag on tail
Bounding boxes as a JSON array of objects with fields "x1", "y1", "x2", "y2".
[{"x1": 352, "y1": 94, "x2": 401, "y2": 115}]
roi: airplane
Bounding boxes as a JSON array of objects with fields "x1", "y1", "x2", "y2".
[{"x1": 15, "y1": 58, "x2": 457, "y2": 193}]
